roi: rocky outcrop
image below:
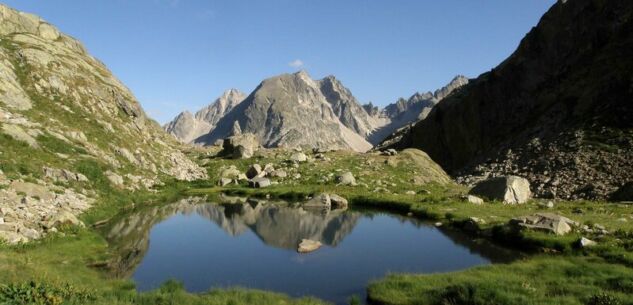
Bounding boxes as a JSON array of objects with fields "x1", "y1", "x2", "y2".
[
  {"x1": 393, "y1": 0, "x2": 633, "y2": 200},
  {"x1": 164, "y1": 89, "x2": 246, "y2": 143}
]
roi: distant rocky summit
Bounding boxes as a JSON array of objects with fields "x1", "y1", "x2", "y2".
[
  {"x1": 391, "y1": 0, "x2": 633, "y2": 200},
  {"x1": 167, "y1": 72, "x2": 467, "y2": 152},
  {"x1": 0, "y1": 4, "x2": 206, "y2": 243},
  {"x1": 164, "y1": 89, "x2": 246, "y2": 143}
]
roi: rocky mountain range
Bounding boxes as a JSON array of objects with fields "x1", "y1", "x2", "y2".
[
  {"x1": 166, "y1": 72, "x2": 467, "y2": 151},
  {"x1": 390, "y1": 0, "x2": 633, "y2": 200},
  {"x1": 0, "y1": 4, "x2": 206, "y2": 243}
]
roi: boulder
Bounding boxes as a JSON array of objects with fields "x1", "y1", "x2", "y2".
[
  {"x1": 610, "y1": 182, "x2": 633, "y2": 202},
  {"x1": 246, "y1": 164, "x2": 263, "y2": 179},
  {"x1": 248, "y1": 177, "x2": 270, "y2": 188},
  {"x1": 222, "y1": 133, "x2": 259, "y2": 159},
  {"x1": 469, "y1": 176, "x2": 531, "y2": 204},
  {"x1": 510, "y1": 213, "x2": 577, "y2": 235},
  {"x1": 329, "y1": 194, "x2": 348, "y2": 209},
  {"x1": 289, "y1": 152, "x2": 308, "y2": 163},
  {"x1": 336, "y1": 171, "x2": 357, "y2": 186},
  {"x1": 297, "y1": 239, "x2": 322, "y2": 253},
  {"x1": 303, "y1": 193, "x2": 331, "y2": 208}
]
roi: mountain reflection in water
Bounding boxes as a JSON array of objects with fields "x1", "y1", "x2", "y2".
[{"x1": 103, "y1": 196, "x2": 520, "y2": 304}]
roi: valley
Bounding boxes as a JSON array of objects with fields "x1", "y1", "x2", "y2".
[{"x1": 0, "y1": 0, "x2": 632, "y2": 305}]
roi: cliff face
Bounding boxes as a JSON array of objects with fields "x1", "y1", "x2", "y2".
[{"x1": 395, "y1": 0, "x2": 633, "y2": 199}]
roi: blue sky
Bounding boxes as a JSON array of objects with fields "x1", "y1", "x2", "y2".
[{"x1": 3, "y1": 0, "x2": 555, "y2": 123}]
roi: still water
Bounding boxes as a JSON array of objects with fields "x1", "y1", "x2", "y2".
[{"x1": 105, "y1": 197, "x2": 516, "y2": 304}]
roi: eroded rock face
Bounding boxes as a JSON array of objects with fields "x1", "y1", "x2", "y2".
[
  {"x1": 469, "y1": 176, "x2": 531, "y2": 204},
  {"x1": 394, "y1": 0, "x2": 633, "y2": 200}
]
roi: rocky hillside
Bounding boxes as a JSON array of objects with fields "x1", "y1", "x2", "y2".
[
  {"x1": 164, "y1": 89, "x2": 245, "y2": 143},
  {"x1": 0, "y1": 5, "x2": 206, "y2": 244},
  {"x1": 393, "y1": 0, "x2": 633, "y2": 200}
]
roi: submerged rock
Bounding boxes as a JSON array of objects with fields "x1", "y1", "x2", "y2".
[{"x1": 297, "y1": 239, "x2": 322, "y2": 253}]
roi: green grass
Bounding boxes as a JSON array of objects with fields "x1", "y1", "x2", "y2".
[{"x1": 367, "y1": 256, "x2": 633, "y2": 305}]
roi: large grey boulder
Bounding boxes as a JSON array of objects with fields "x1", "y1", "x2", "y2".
[
  {"x1": 469, "y1": 176, "x2": 531, "y2": 204},
  {"x1": 222, "y1": 133, "x2": 259, "y2": 159}
]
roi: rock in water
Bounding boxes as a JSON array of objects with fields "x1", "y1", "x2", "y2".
[
  {"x1": 303, "y1": 194, "x2": 331, "y2": 208},
  {"x1": 297, "y1": 239, "x2": 322, "y2": 253},
  {"x1": 469, "y1": 176, "x2": 531, "y2": 204},
  {"x1": 329, "y1": 194, "x2": 348, "y2": 209}
]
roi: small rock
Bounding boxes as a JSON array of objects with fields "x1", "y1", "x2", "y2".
[
  {"x1": 289, "y1": 152, "x2": 308, "y2": 163},
  {"x1": 248, "y1": 177, "x2": 271, "y2": 188},
  {"x1": 578, "y1": 237, "x2": 597, "y2": 248},
  {"x1": 297, "y1": 239, "x2": 322, "y2": 253},
  {"x1": 336, "y1": 171, "x2": 356, "y2": 186},
  {"x1": 467, "y1": 195, "x2": 484, "y2": 205},
  {"x1": 405, "y1": 190, "x2": 416, "y2": 195}
]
